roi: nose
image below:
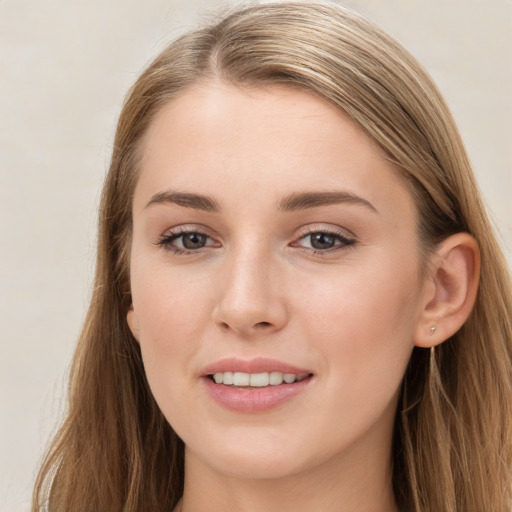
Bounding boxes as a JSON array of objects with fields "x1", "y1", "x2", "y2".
[{"x1": 211, "y1": 246, "x2": 288, "y2": 337}]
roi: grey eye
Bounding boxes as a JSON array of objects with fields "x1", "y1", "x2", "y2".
[
  {"x1": 181, "y1": 232, "x2": 208, "y2": 249},
  {"x1": 309, "y1": 232, "x2": 337, "y2": 250}
]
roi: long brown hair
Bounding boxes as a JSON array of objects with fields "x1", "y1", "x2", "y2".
[{"x1": 33, "y1": 2, "x2": 512, "y2": 511}]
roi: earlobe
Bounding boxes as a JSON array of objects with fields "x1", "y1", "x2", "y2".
[
  {"x1": 127, "y1": 305, "x2": 141, "y2": 342},
  {"x1": 414, "y1": 233, "x2": 480, "y2": 348}
]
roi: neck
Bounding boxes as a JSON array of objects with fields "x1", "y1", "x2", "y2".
[{"x1": 179, "y1": 431, "x2": 398, "y2": 512}]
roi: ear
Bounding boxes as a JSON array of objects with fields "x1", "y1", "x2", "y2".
[
  {"x1": 127, "y1": 304, "x2": 140, "y2": 342},
  {"x1": 414, "y1": 233, "x2": 480, "y2": 348}
]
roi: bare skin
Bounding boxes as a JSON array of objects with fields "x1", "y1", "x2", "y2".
[{"x1": 127, "y1": 82, "x2": 479, "y2": 512}]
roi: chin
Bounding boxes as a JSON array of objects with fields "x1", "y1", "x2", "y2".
[
  {"x1": 191, "y1": 448, "x2": 312, "y2": 481},
  {"x1": 182, "y1": 426, "x2": 319, "y2": 481}
]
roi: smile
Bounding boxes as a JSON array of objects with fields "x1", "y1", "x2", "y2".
[
  {"x1": 201, "y1": 358, "x2": 314, "y2": 412},
  {"x1": 211, "y1": 371, "x2": 310, "y2": 387}
]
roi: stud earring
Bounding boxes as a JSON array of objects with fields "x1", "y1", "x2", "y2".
[{"x1": 430, "y1": 325, "x2": 437, "y2": 335}]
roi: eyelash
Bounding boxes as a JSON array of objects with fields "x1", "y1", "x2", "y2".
[
  {"x1": 156, "y1": 227, "x2": 217, "y2": 255},
  {"x1": 156, "y1": 227, "x2": 356, "y2": 256},
  {"x1": 293, "y1": 228, "x2": 356, "y2": 254}
]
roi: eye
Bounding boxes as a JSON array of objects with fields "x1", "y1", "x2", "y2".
[
  {"x1": 307, "y1": 232, "x2": 338, "y2": 250},
  {"x1": 294, "y1": 230, "x2": 355, "y2": 253},
  {"x1": 157, "y1": 229, "x2": 218, "y2": 254},
  {"x1": 177, "y1": 232, "x2": 208, "y2": 250}
]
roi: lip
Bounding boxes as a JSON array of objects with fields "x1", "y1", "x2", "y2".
[
  {"x1": 200, "y1": 357, "x2": 312, "y2": 376},
  {"x1": 200, "y1": 357, "x2": 314, "y2": 413}
]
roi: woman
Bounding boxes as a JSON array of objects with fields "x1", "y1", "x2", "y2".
[{"x1": 33, "y1": 2, "x2": 512, "y2": 511}]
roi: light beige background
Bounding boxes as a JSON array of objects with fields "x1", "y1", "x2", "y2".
[{"x1": 1, "y1": 1, "x2": 510, "y2": 511}]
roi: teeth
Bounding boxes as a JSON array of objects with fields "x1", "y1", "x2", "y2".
[
  {"x1": 269, "y1": 371, "x2": 283, "y2": 385},
  {"x1": 211, "y1": 371, "x2": 308, "y2": 387},
  {"x1": 249, "y1": 372, "x2": 270, "y2": 387},
  {"x1": 233, "y1": 372, "x2": 250, "y2": 386}
]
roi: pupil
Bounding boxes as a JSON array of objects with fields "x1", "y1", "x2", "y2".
[
  {"x1": 310, "y1": 232, "x2": 335, "y2": 250},
  {"x1": 183, "y1": 233, "x2": 206, "y2": 249}
]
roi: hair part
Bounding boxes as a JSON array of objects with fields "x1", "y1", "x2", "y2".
[{"x1": 33, "y1": 2, "x2": 512, "y2": 511}]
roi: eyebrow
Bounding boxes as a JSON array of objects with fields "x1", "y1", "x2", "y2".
[
  {"x1": 145, "y1": 190, "x2": 220, "y2": 212},
  {"x1": 144, "y1": 189, "x2": 377, "y2": 214},
  {"x1": 277, "y1": 191, "x2": 378, "y2": 213}
]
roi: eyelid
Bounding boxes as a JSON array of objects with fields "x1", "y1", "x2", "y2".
[
  {"x1": 294, "y1": 223, "x2": 356, "y2": 241},
  {"x1": 154, "y1": 222, "x2": 356, "y2": 255},
  {"x1": 291, "y1": 223, "x2": 357, "y2": 253},
  {"x1": 158, "y1": 223, "x2": 217, "y2": 239},
  {"x1": 155, "y1": 224, "x2": 220, "y2": 254}
]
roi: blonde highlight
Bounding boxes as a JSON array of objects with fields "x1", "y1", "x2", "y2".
[{"x1": 33, "y1": 2, "x2": 512, "y2": 511}]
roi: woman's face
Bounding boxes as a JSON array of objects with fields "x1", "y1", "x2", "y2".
[{"x1": 128, "y1": 82, "x2": 429, "y2": 481}]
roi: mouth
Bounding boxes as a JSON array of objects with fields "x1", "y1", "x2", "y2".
[
  {"x1": 201, "y1": 358, "x2": 314, "y2": 412},
  {"x1": 208, "y1": 371, "x2": 312, "y2": 387}
]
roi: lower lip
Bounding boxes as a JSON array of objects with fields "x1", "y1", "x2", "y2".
[{"x1": 202, "y1": 376, "x2": 312, "y2": 412}]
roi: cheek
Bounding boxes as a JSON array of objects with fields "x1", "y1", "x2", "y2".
[
  {"x1": 133, "y1": 260, "x2": 208, "y2": 337},
  {"x1": 295, "y1": 256, "x2": 420, "y2": 390},
  {"x1": 130, "y1": 263, "x2": 210, "y2": 395},
  {"x1": 288, "y1": 269, "x2": 419, "y2": 449}
]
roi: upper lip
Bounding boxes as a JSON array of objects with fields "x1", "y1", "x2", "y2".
[{"x1": 200, "y1": 357, "x2": 313, "y2": 377}]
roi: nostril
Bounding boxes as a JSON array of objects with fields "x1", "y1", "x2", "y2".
[{"x1": 255, "y1": 321, "x2": 272, "y2": 328}]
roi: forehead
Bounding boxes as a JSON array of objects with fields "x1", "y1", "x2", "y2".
[
  {"x1": 134, "y1": 81, "x2": 415, "y2": 223},
  {"x1": 141, "y1": 81, "x2": 381, "y2": 160}
]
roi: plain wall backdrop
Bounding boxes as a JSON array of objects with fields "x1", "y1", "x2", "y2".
[{"x1": 1, "y1": 1, "x2": 510, "y2": 510}]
